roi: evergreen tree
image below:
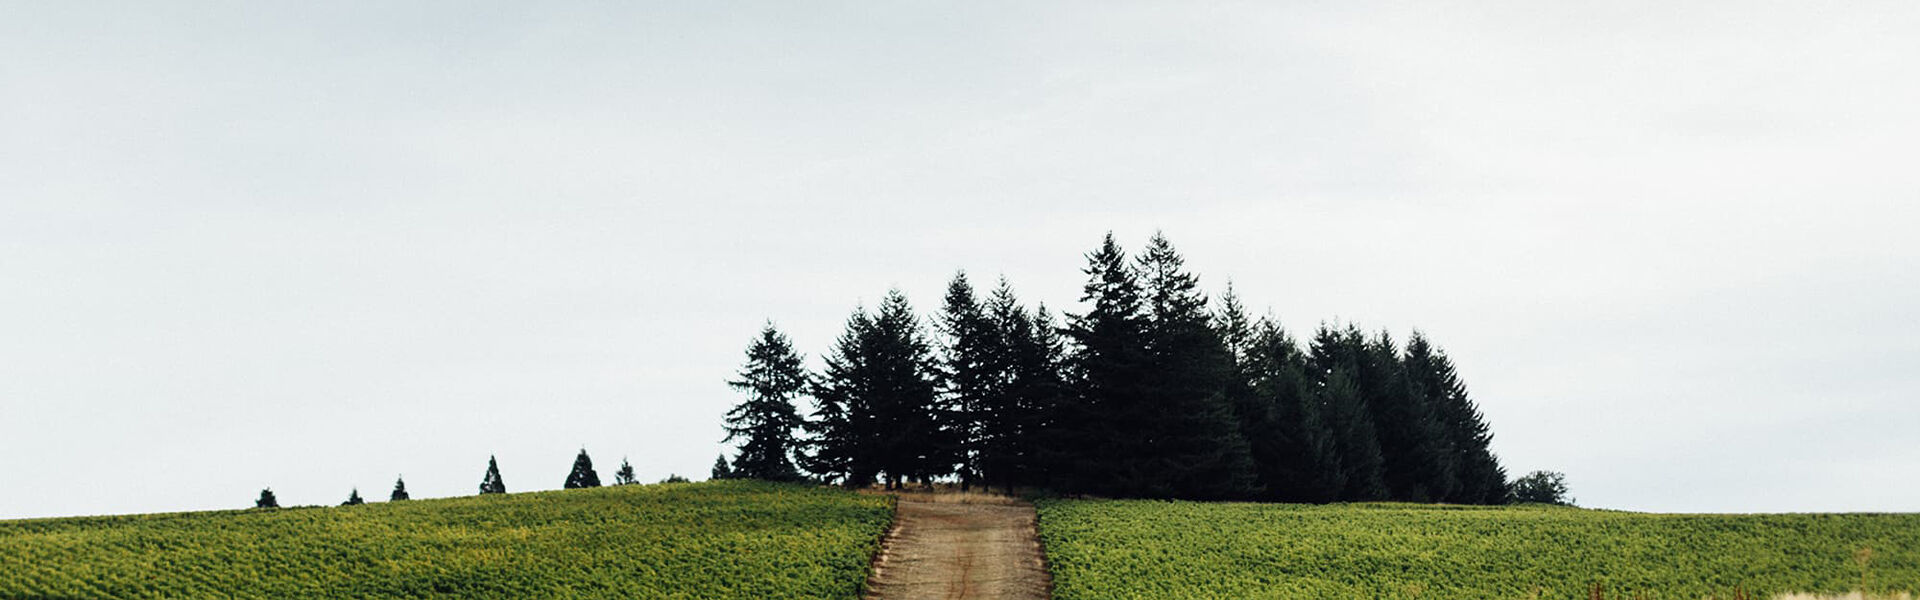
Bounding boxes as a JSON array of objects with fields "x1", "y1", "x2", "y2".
[
  {"x1": 479, "y1": 455, "x2": 506, "y2": 494},
  {"x1": 1310, "y1": 325, "x2": 1387, "y2": 500},
  {"x1": 724, "y1": 324, "x2": 810, "y2": 481},
  {"x1": 1059, "y1": 232, "x2": 1153, "y2": 497},
  {"x1": 1243, "y1": 318, "x2": 1342, "y2": 502},
  {"x1": 1362, "y1": 330, "x2": 1451, "y2": 502},
  {"x1": 255, "y1": 488, "x2": 278, "y2": 509},
  {"x1": 390, "y1": 476, "x2": 410, "y2": 501},
  {"x1": 802, "y1": 309, "x2": 876, "y2": 487},
  {"x1": 565, "y1": 448, "x2": 601, "y2": 489},
  {"x1": 710, "y1": 455, "x2": 732, "y2": 480},
  {"x1": 1134, "y1": 232, "x2": 1256, "y2": 499},
  {"x1": 342, "y1": 488, "x2": 365, "y2": 506},
  {"x1": 807, "y1": 290, "x2": 946, "y2": 489},
  {"x1": 1407, "y1": 332, "x2": 1508, "y2": 504},
  {"x1": 1214, "y1": 286, "x2": 1265, "y2": 492},
  {"x1": 937, "y1": 271, "x2": 1001, "y2": 491},
  {"x1": 1320, "y1": 365, "x2": 1386, "y2": 500},
  {"x1": 987, "y1": 282, "x2": 1065, "y2": 493},
  {"x1": 615, "y1": 457, "x2": 639, "y2": 485}
]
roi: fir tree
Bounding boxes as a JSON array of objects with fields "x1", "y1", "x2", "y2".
[
  {"x1": 1361, "y1": 330, "x2": 1450, "y2": 502},
  {"x1": 342, "y1": 488, "x2": 364, "y2": 506},
  {"x1": 802, "y1": 309, "x2": 876, "y2": 487},
  {"x1": 479, "y1": 455, "x2": 506, "y2": 494},
  {"x1": 1059, "y1": 232, "x2": 1153, "y2": 497},
  {"x1": 710, "y1": 455, "x2": 732, "y2": 480},
  {"x1": 564, "y1": 448, "x2": 601, "y2": 489},
  {"x1": 615, "y1": 457, "x2": 639, "y2": 485},
  {"x1": 724, "y1": 323, "x2": 810, "y2": 481},
  {"x1": 1134, "y1": 232, "x2": 1256, "y2": 499},
  {"x1": 390, "y1": 476, "x2": 410, "y2": 501},
  {"x1": 1407, "y1": 332, "x2": 1508, "y2": 504},
  {"x1": 1243, "y1": 318, "x2": 1342, "y2": 502},
  {"x1": 984, "y1": 280, "x2": 1065, "y2": 493},
  {"x1": 255, "y1": 488, "x2": 278, "y2": 509},
  {"x1": 937, "y1": 271, "x2": 1001, "y2": 490},
  {"x1": 807, "y1": 290, "x2": 946, "y2": 489}
]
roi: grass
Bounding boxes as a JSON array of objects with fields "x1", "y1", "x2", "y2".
[
  {"x1": 0, "y1": 480, "x2": 894, "y2": 599},
  {"x1": 1036, "y1": 499, "x2": 1920, "y2": 600}
]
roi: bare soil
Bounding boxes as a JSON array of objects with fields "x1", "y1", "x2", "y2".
[{"x1": 863, "y1": 493, "x2": 1052, "y2": 600}]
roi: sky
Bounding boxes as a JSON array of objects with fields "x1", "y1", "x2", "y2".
[{"x1": 2, "y1": 1, "x2": 1916, "y2": 519}]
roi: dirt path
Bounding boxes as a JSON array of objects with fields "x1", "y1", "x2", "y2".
[{"x1": 864, "y1": 493, "x2": 1052, "y2": 600}]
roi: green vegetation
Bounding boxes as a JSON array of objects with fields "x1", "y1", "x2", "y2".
[
  {"x1": 1037, "y1": 499, "x2": 1920, "y2": 599},
  {"x1": 0, "y1": 480, "x2": 892, "y2": 599}
]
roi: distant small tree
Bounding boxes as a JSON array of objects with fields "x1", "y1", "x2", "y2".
[
  {"x1": 479, "y1": 455, "x2": 506, "y2": 494},
  {"x1": 255, "y1": 488, "x2": 279, "y2": 509},
  {"x1": 660, "y1": 474, "x2": 691, "y2": 484},
  {"x1": 565, "y1": 448, "x2": 602, "y2": 489},
  {"x1": 711, "y1": 455, "x2": 733, "y2": 480},
  {"x1": 1509, "y1": 470, "x2": 1573, "y2": 505},
  {"x1": 390, "y1": 476, "x2": 410, "y2": 501},
  {"x1": 342, "y1": 488, "x2": 365, "y2": 506},
  {"x1": 614, "y1": 457, "x2": 638, "y2": 485}
]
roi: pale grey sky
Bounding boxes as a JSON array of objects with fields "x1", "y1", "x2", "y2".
[{"x1": 3, "y1": 2, "x2": 1916, "y2": 518}]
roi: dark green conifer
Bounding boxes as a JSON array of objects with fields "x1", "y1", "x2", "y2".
[
  {"x1": 1059, "y1": 232, "x2": 1153, "y2": 497},
  {"x1": 937, "y1": 271, "x2": 1001, "y2": 490},
  {"x1": 342, "y1": 488, "x2": 364, "y2": 506},
  {"x1": 802, "y1": 309, "x2": 875, "y2": 487},
  {"x1": 1361, "y1": 330, "x2": 1451, "y2": 502},
  {"x1": 255, "y1": 488, "x2": 278, "y2": 509},
  {"x1": 807, "y1": 290, "x2": 945, "y2": 489},
  {"x1": 479, "y1": 455, "x2": 506, "y2": 494},
  {"x1": 1134, "y1": 232, "x2": 1256, "y2": 499},
  {"x1": 390, "y1": 476, "x2": 410, "y2": 501},
  {"x1": 709, "y1": 455, "x2": 732, "y2": 480},
  {"x1": 1243, "y1": 318, "x2": 1343, "y2": 502},
  {"x1": 986, "y1": 281, "x2": 1065, "y2": 493},
  {"x1": 564, "y1": 448, "x2": 601, "y2": 489},
  {"x1": 725, "y1": 324, "x2": 810, "y2": 481},
  {"x1": 1407, "y1": 332, "x2": 1508, "y2": 504}
]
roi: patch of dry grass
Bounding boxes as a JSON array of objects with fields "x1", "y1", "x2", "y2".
[{"x1": 1772, "y1": 594, "x2": 1915, "y2": 600}]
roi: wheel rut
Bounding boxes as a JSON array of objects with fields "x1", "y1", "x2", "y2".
[{"x1": 863, "y1": 494, "x2": 1052, "y2": 600}]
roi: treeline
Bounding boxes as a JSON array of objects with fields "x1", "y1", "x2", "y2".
[{"x1": 723, "y1": 232, "x2": 1508, "y2": 503}]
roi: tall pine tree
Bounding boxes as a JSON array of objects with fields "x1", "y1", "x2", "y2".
[
  {"x1": 1363, "y1": 331, "x2": 1451, "y2": 502},
  {"x1": 1406, "y1": 332, "x2": 1508, "y2": 504},
  {"x1": 937, "y1": 272, "x2": 1000, "y2": 490},
  {"x1": 807, "y1": 290, "x2": 947, "y2": 489},
  {"x1": 390, "y1": 476, "x2": 410, "y2": 501},
  {"x1": 803, "y1": 309, "x2": 877, "y2": 487},
  {"x1": 1134, "y1": 233, "x2": 1256, "y2": 500},
  {"x1": 1060, "y1": 233, "x2": 1153, "y2": 497},
  {"x1": 987, "y1": 282, "x2": 1065, "y2": 493},
  {"x1": 1242, "y1": 317, "x2": 1342, "y2": 502},
  {"x1": 724, "y1": 324, "x2": 810, "y2": 481},
  {"x1": 1310, "y1": 325, "x2": 1387, "y2": 501}
]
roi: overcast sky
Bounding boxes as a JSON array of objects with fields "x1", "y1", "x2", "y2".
[{"x1": 3, "y1": 2, "x2": 1916, "y2": 519}]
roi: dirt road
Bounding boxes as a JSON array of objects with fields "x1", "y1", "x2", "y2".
[{"x1": 863, "y1": 493, "x2": 1052, "y2": 600}]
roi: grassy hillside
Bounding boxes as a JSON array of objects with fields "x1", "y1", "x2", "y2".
[
  {"x1": 1037, "y1": 499, "x2": 1920, "y2": 599},
  {"x1": 0, "y1": 480, "x2": 893, "y2": 599}
]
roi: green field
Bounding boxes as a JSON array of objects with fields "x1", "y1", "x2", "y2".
[
  {"x1": 0, "y1": 480, "x2": 893, "y2": 599},
  {"x1": 1037, "y1": 499, "x2": 1920, "y2": 600}
]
